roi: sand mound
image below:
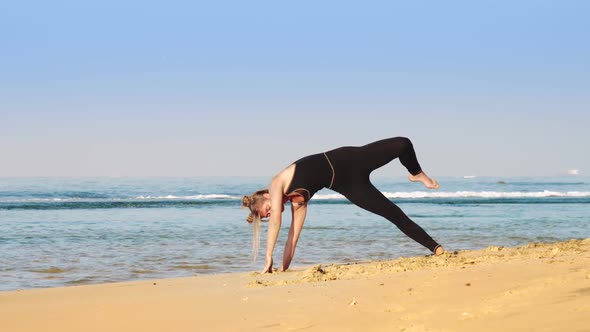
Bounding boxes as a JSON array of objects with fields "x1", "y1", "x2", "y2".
[{"x1": 248, "y1": 238, "x2": 589, "y2": 287}]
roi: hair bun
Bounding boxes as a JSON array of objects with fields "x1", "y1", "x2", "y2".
[{"x1": 242, "y1": 195, "x2": 251, "y2": 208}]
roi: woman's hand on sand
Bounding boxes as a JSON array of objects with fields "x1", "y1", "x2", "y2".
[{"x1": 261, "y1": 257, "x2": 273, "y2": 274}]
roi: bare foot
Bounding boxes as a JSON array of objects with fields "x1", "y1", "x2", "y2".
[
  {"x1": 434, "y1": 245, "x2": 445, "y2": 256},
  {"x1": 408, "y1": 172, "x2": 440, "y2": 189}
]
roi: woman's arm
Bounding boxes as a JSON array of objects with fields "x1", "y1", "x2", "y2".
[
  {"x1": 261, "y1": 178, "x2": 285, "y2": 273},
  {"x1": 281, "y1": 203, "x2": 307, "y2": 271}
]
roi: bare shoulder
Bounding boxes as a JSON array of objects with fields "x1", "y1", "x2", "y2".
[{"x1": 271, "y1": 164, "x2": 296, "y2": 193}]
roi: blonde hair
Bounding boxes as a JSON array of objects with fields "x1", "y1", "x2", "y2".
[{"x1": 241, "y1": 189, "x2": 269, "y2": 262}]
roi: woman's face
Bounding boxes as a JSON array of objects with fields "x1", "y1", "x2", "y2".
[{"x1": 258, "y1": 199, "x2": 272, "y2": 218}]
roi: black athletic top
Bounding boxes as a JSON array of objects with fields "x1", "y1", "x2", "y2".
[{"x1": 284, "y1": 152, "x2": 334, "y2": 203}]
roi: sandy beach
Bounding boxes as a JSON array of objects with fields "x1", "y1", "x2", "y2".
[{"x1": 1, "y1": 238, "x2": 589, "y2": 332}]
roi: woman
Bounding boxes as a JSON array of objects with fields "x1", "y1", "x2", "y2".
[{"x1": 242, "y1": 137, "x2": 445, "y2": 274}]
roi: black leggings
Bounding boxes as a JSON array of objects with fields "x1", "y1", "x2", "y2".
[{"x1": 326, "y1": 137, "x2": 440, "y2": 252}]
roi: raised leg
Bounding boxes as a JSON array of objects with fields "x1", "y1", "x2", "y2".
[{"x1": 358, "y1": 137, "x2": 423, "y2": 175}]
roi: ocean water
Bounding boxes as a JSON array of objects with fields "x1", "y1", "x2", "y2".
[{"x1": 1, "y1": 176, "x2": 589, "y2": 291}]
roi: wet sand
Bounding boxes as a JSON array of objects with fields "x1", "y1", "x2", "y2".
[{"x1": 1, "y1": 238, "x2": 589, "y2": 332}]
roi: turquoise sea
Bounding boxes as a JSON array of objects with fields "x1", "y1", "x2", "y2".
[{"x1": 1, "y1": 176, "x2": 589, "y2": 291}]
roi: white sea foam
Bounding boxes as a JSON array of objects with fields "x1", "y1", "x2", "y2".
[
  {"x1": 2, "y1": 194, "x2": 239, "y2": 203},
  {"x1": 3, "y1": 192, "x2": 590, "y2": 204},
  {"x1": 135, "y1": 194, "x2": 238, "y2": 200},
  {"x1": 313, "y1": 191, "x2": 590, "y2": 200},
  {"x1": 8, "y1": 198, "x2": 72, "y2": 202}
]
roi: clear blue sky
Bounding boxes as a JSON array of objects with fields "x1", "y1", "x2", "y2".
[{"x1": 1, "y1": 1, "x2": 589, "y2": 177}]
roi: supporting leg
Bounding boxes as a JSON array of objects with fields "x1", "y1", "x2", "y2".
[{"x1": 338, "y1": 180, "x2": 441, "y2": 253}]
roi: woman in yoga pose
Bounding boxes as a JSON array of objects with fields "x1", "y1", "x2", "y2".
[{"x1": 241, "y1": 137, "x2": 444, "y2": 273}]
